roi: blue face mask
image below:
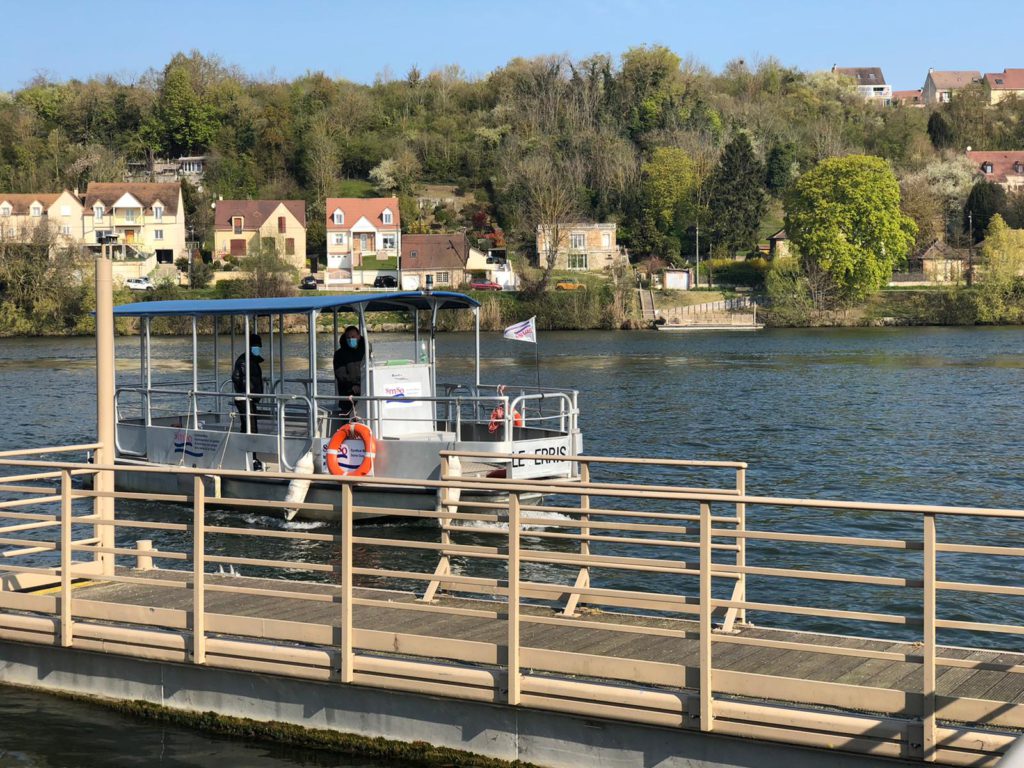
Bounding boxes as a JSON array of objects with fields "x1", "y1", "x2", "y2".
[
  {"x1": 251, "y1": 346, "x2": 262, "y2": 357},
  {"x1": 346, "y1": 338, "x2": 359, "y2": 349}
]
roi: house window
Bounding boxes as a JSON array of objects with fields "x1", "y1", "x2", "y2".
[
  {"x1": 278, "y1": 216, "x2": 286, "y2": 234},
  {"x1": 61, "y1": 225, "x2": 71, "y2": 236},
  {"x1": 124, "y1": 209, "x2": 137, "y2": 223},
  {"x1": 1015, "y1": 162, "x2": 1024, "y2": 174},
  {"x1": 61, "y1": 205, "x2": 70, "y2": 217},
  {"x1": 382, "y1": 209, "x2": 393, "y2": 225},
  {"x1": 332, "y1": 233, "x2": 345, "y2": 246},
  {"x1": 983, "y1": 162, "x2": 994, "y2": 174},
  {"x1": 332, "y1": 209, "x2": 344, "y2": 225},
  {"x1": 359, "y1": 233, "x2": 369, "y2": 250},
  {"x1": 285, "y1": 238, "x2": 295, "y2": 255},
  {"x1": 30, "y1": 204, "x2": 42, "y2": 217},
  {"x1": 154, "y1": 229, "x2": 164, "y2": 241},
  {"x1": 0, "y1": 204, "x2": 10, "y2": 217},
  {"x1": 570, "y1": 233, "x2": 586, "y2": 250},
  {"x1": 382, "y1": 234, "x2": 396, "y2": 250},
  {"x1": 94, "y1": 205, "x2": 104, "y2": 221},
  {"x1": 601, "y1": 233, "x2": 611, "y2": 248},
  {"x1": 230, "y1": 239, "x2": 246, "y2": 256},
  {"x1": 233, "y1": 217, "x2": 243, "y2": 234},
  {"x1": 153, "y1": 206, "x2": 163, "y2": 221},
  {"x1": 568, "y1": 253, "x2": 589, "y2": 270},
  {"x1": 436, "y1": 271, "x2": 450, "y2": 285}
]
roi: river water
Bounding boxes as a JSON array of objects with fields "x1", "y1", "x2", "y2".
[{"x1": 2, "y1": 326, "x2": 1024, "y2": 764}]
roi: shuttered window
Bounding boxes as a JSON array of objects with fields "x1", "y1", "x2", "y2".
[
  {"x1": 230, "y1": 239, "x2": 246, "y2": 256},
  {"x1": 278, "y1": 216, "x2": 286, "y2": 234}
]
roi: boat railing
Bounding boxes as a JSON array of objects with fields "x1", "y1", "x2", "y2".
[{"x1": 114, "y1": 386, "x2": 317, "y2": 472}]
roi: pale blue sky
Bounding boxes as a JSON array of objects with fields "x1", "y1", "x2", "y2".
[{"x1": 2, "y1": 0, "x2": 1022, "y2": 92}]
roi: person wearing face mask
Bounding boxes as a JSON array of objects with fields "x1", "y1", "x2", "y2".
[
  {"x1": 231, "y1": 333, "x2": 264, "y2": 433},
  {"x1": 334, "y1": 326, "x2": 365, "y2": 416}
]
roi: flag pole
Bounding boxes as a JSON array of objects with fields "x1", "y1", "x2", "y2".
[{"x1": 535, "y1": 337, "x2": 541, "y2": 390}]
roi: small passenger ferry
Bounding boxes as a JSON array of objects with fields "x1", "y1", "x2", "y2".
[{"x1": 108, "y1": 292, "x2": 582, "y2": 521}]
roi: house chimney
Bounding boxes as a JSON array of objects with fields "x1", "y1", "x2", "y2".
[
  {"x1": 929, "y1": 67, "x2": 934, "y2": 74},
  {"x1": 73, "y1": 187, "x2": 79, "y2": 199}
]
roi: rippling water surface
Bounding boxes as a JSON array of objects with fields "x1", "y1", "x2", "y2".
[{"x1": 2, "y1": 326, "x2": 1024, "y2": 761}]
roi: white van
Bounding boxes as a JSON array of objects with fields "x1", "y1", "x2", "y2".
[{"x1": 125, "y1": 277, "x2": 155, "y2": 292}]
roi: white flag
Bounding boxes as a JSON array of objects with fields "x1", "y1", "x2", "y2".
[{"x1": 503, "y1": 316, "x2": 537, "y2": 343}]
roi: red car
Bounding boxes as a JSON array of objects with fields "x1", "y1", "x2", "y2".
[{"x1": 469, "y1": 280, "x2": 502, "y2": 291}]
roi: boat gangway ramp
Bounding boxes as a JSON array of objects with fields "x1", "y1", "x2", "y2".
[{"x1": 1, "y1": 446, "x2": 1024, "y2": 768}]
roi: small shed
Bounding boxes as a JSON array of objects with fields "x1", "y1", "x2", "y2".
[
  {"x1": 916, "y1": 240, "x2": 966, "y2": 283},
  {"x1": 663, "y1": 268, "x2": 694, "y2": 291},
  {"x1": 768, "y1": 229, "x2": 790, "y2": 259}
]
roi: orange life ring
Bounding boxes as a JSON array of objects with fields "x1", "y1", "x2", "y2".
[
  {"x1": 488, "y1": 405, "x2": 523, "y2": 433},
  {"x1": 325, "y1": 422, "x2": 376, "y2": 476}
]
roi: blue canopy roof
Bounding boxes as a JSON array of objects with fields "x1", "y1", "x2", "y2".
[{"x1": 112, "y1": 291, "x2": 480, "y2": 318}]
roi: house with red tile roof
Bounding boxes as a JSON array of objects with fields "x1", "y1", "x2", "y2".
[
  {"x1": 832, "y1": 66, "x2": 891, "y2": 104},
  {"x1": 892, "y1": 89, "x2": 924, "y2": 107},
  {"x1": 213, "y1": 200, "x2": 307, "y2": 269},
  {"x1": 82, "y1": 181, "x2": 185, "y2": 263},
  {"x1": 983, "y1": 69, "x2": 1024, "y2": 105},
  {"x1": 324, "y1": 197, "x2": 401, "y2": 287},
  {"x1": 922, "y1": 70, "x2": 981, "y2": 105},
  {"x1": 967, "y1": 151, "x2": 1024, "y2": 191}
]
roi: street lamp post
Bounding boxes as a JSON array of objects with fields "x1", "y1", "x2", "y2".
[
  {"x1": 967, "y1": 210, "x2": 974, "y2": 287},
  {"x1": 187, "y1": 226, "x2": 195, "y2": 288}
]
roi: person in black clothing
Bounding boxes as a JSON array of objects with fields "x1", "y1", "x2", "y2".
[
  {"x1": 231, "y1": 333, "x2": 264, "y2": 433},
  {"x1": 334, "y1": 326, "x2": 365, "y2": 415}
]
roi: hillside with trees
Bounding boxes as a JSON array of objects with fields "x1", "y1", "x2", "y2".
[{"x1": 4, "y1": 47, "x2": 1024, "y2": 329}]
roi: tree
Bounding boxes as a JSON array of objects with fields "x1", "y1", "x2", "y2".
[
  {"x1": 707, "y1": 133, "x2": 766, "y2": 256},
  {"x1": 765, "y1": 142, "x2": 797, "y2": 195},
  {"x1": 154, "y1": 62, "x2": 215, "y2": 156},
  {"x1": 239, "y1": 236, "x2": 298, "y2": 298},
  {"x1": 964, "y1": 180, "x2": 1008, "y2": 243},
  {"x1": 976, "y1": 214, "x2": 1024, "y2": 321},
  {"x1": 784, "y1": 154, "x2": 917, "y2": 306},
  {"x1": 639, "y1": 147, "x2": 697, "y2": 262},
  {"x1": 927, "y1": 112, "x2": 954, "y2": 150}
]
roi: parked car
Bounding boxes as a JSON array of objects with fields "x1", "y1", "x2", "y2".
[
  {"x1": 469, "y1": 279, "x2": 502, "y2": 291},
  {"x1": 300, "y1": 275, "x2": 319, "y2": 290},
  {"x1": 373, "y1": 275, "x2": 398, "y2": 288},
  {"x1": 125, "y1": 277, "x2": 155, "y2": 292},
  {"x1": 554, "y1": 277, "x2": 586, "y2": 291}
]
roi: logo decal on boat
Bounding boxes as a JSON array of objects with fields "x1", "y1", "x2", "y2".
[{"x1": 173, "y1": 431, "x2": 204, "y2": 458}]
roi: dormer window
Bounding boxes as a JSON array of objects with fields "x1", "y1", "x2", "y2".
[
  {"x1": 93, "y1": 204, "x2": 104, "y2": 221},
  {"x1": 232, "y1": 216, "x2": 243, "y2": 235},
  {"x1": 982, "y1": 162, "x2": 994, "y2": 174},
  {"x1": 1015, "y1": 162, "x2": 1024, "y2": 174},
  {"x1": 30, "y1": 204, "x2": 42, "y2": 217},
  {"x1": 382, "y1": 209, "x2": 393, "y2": 225},
  {"x1": 153, "y1": 206, "x2": 163, "y2": 221},
  {"x1": 332, "y1": 209, "x2": 344, "y2": 226},
  {"x1": 0, "y1": 204, "x2": 10, "y2": 217}
]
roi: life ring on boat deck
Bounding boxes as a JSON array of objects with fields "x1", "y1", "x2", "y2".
[
  {"x1": 325, "y1": 422, "x2": 376, "y2": 476},
  {"x1": 487, "y1": 405, "x2": 523, "y2": 433}
]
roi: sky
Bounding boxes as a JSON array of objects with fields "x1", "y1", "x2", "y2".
[{"x1": 2, "y1": 0, "x2": 1023, "y2": 92}]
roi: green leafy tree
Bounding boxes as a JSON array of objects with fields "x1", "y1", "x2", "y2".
[
  {"x1": 927, "y1": 112, "x2": 954, "y2": 150},
  {"x1": 155, "y1": 63, "x2": 216, "y2": 156},
  {"x1": 765, "y1": 142, "x2": 797, "y2": 195},
  {"x1": 240, "y1": 237, "x2": 298, "y2": 298},
  {"x1": 976, "y1": 214, "x2": 1024, "y2": 322},
  {"x1": 707, "y1": 133, "x2": 766, "y2": 255},
  {"x1": 784, "y1": 155, "x2": 917, "y2": 306},
  {"x1": 964, "y1": 180, "x2": 1008, "y2": 243}
]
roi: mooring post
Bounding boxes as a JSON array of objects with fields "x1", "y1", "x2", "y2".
[
  {"x1": 135, "y1": 539, "x2": 153, "y2": 571},
  {"x1": 94, "y1": 249, "x2": 115, "y2": 576}
]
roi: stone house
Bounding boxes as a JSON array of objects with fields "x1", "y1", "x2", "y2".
[
  {"x1": 213, "y1": 200, "x2": 307, "y2": 270},
  {"x1": 535, "y1": 222, "x2": 625, "y2": 271},
  {"x1": 324, "y1": 197, "x2": 401, "y2": 287}
]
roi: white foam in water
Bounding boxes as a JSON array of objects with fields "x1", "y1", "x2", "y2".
[{"x1": 450, "y1": 507, "x2": 572, "y2": 531}]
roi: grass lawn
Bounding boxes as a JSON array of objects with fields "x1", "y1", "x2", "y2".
[
  {"x1": 360, "y1": 255, "x2": 398, "y2": 270},
  {"x1": 336, "y1": 179, "x2": 376, "y2": 198}
]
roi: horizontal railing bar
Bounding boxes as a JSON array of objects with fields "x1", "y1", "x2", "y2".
[
  {"x1": 718, "y1": 528, "x2": 918, "y2": 550},
  {"x1": 0, "y1": 519, "x2": 62, "y2": 535},
  {"x1": 0, "y1": 443, "x2": 100, "y2": 459},
  {"x1": 0, "y1": 495, "x2": 61, "y2": 510},
  {"x1": 518, "y1": 516, "x2": 698, "y2": 536},
  {"x1": 352, "y1": 568, "x2": 505, "y2": 589},
  {"x1": 352, "y1": 596, "x2": 500, "y2": 620},
  {"x1": 936, "y1": 619, "x2": 1024, "y2": 636},
  {"x1": 519, "y1": 503, "x2": 739, "y2": 524},
  {"x1": 13, "y1": 457, "x2": 1024, "y2": 519},
  {"x1": 204, "y1": 555, "x2": 338, "y2": 573},
  {"x1": 713, "y1": 599, "x2": 916, "y2": 626},
  {"x1": 937, "y1": 542, "x2": 1024, "y2": 557},
  {"x1": 715, "y1": 563, "x2": 919, "y2": 588},
  {"x1": 206, "y1": 525, "x2": 340, "y2": 544},
  {"x1": 76, "y1": 516, "x2": 189, "y2": 533},
  {"x1": 936, "y1": 656, "x2": 1024, "y2": 674},
  {"x1": 519, "y1": 613, "x2": 690, "y2": 639},
  {"x1": 73, "y1": 489, "x2": 189, "y2": 503},
  {"x1": 511, "y1": 528, "x2": 737, "y2": 550},
  {"x1": 351, "y1": 538, "x2": 505, "y2": 557},
  {"x1": 0, "y1": 484, "x2": 57, "y2": 495},
  {"x1": 357, "y1": 506, "x2": 502, "y2": 523},
  {"x1": 208, "y1": 496, "x2": 337, "y2": 514},
  {"x1": 0, "y1": 511, "x2": 57, "y2": 522},
  {"x1": 441, "y1": 450, "x2": 748, "y2": 469},
  {"x1": 937, "y1": 580, "x2": 1024, "y2": 597},
  {"x1": 68, "y1": 571, "x2": 189, "y2": 590},
  {"x1": 204, "y1": 582, "x2": 341, "y2": 603},
  {"x1": 72, "y1": 544, "x2": 187, "y2": 561},
  {"x1": 0, "y1": 471, "x2": 64, "y2": 483}
]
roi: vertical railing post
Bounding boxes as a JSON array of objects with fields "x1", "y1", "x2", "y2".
[
  {"x1": 507, "y1": 491, "x2": 521, "y2": 705},
  {"x1": 94, "y1": 251, "x2": 115, "y2": 576},
  {"x1": 723, "y1": 465, "x2": 747, "y2": 633},
  {"x1": 192, "y1": 476, "x2": 206, "y2": 665},
  {"x1": 563, "y1": 460, "x2": 590, "y2": 616},
  {"x1": 699, "y1": 500, "x2": 714, "y2": 732},
  {"x1": 423, "y1": 454, "x2": 452, "y2": 603},
  {"x1": 922, "y1": 512, "x2": 937, "y2": 761},
  {"x1": 60, "y1": 469, "x2": 73, "y2": 647},
  {"x1": 340, "y1": 482, "x2": 354, "y2": 683}
]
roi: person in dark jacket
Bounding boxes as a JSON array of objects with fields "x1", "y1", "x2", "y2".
[
  {"x1": 231, "y1": 333, "x2": 264, "y2": 433},
  {"x1": 334, "y1": 326, "x2": 365, "y2": 415}
]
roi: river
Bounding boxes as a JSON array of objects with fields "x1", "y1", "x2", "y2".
[{"x1": 1, "y1": 326, "x2": 1024, "y2": 764}]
